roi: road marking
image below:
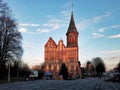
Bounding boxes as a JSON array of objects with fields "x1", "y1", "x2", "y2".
[{"x1": 111, "y1": 83, "x2": 118, "y2": 90}]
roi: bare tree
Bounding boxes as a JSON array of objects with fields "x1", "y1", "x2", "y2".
[
  {"x1": 117, "y1": 62, "x2": 120, "y2": 73},
  {"x1": 0, "y1": 0, "x2": 23, "y2": 79},
  {"x1": 116, "y1": 62, "x2": 120, "y2": 81}
]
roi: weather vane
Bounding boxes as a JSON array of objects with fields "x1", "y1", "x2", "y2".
[{"x1": 71, "y1": 0, "x2": 73, "y2": 12}]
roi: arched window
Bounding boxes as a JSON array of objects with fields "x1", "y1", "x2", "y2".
[
  {"x1": 74, "y1": 65, "x2": 76, "y2": 70},
  {"x1": 46, "y1": 64, "x2": 49, "y2": 70},
  {"x1": 57, "y1": 64, "x2": 59, "y2": 71},
  {"x1": 51, "y1": 64, "x2": 54, "y2": 70}
]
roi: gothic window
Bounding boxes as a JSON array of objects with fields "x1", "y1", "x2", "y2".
[
  {"x1": 69, "y1": 38, "x2": 71, "y2": 42},
  {"x1": 51, "y1": 64, "x2": 54, "y2": 70},
  {"x1": 70, "y1": 38, "x2": 72, "y2": 42},
  {"x1": 56, "y1": 59, "x2": 58, "y2": 62},
  {"x1": 51, "y1": 42, "x2": 52, "y2": 47},
  {"x1": 74, "y1": 37, "x2": 75, "y2": 41},
  {"x1": 46, "y1": 64, "x2": 49, "y2": 70},
  {"x1": 69, "y1": 65, "x2": 71, "y2": 70},
  {"x1": 71, "y1": 65, "x2": 74, "y2": 71},
  {"x1": 60, "y1": 46, "x2": 62, "y2": 50},
  {"x1": 49, "y1": 65, "x2": 51, "y2": 70},
  {"x1": 57, "y1": 64, "x2": 59, "y2": 71},
  {"x1": 48, "y1": 42, "x2": 50, "y2": 47},
  {"x1": 74, "y1": 65, "x2": 76, "y2": 70},
  {"x1": 60, "y1": 41, "x2": 62, "y2": 45}
]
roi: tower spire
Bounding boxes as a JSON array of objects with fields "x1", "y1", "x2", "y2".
[
  {"x1": 66, "y1": 11, "x2": 78, "y2": 35},
  {"x1": 66, "y1": 8, "x2": 79, "y2": 47},
  {"x1": 72, "y1": 3, "x2": 73, "y2": 12}
]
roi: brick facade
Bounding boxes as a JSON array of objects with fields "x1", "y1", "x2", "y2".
[{"x1": 44, "y1": 12, "x2": 81, "y2": 78}]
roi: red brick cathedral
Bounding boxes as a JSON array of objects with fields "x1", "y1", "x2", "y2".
[{"x1": 44, "y1": 12, "x2": 81, "y2": 78}]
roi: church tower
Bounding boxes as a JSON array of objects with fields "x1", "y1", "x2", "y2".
[
  {"x1": 44, "y1": 11, "x2": 81, "y2": 79},
  {"x1": 66, "y1": 11, "x2": 79, "y2": 47}
]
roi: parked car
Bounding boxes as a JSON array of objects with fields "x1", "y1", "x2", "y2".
[
  {"x1": 112, "y1": 72, "x2": 120, "y2": 81},
  {"x1": 104, "y1": 71, "x2": 120, "y2": 82},
  {"x1": 44, "y1": 71, "x2": 53, "y2": 80},
  {"x1": 29, "y1": 70, "x2": 38, "y2": 80}
]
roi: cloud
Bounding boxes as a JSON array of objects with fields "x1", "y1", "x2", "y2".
[
  {"x1": 47, "y1": 15, "x2": 62, "y2": 23},
  {"x1": 108, "y1": 34, "x2": 120, "y2": 38},
  {"x1": 42, "y1": 16, "x2": 62, "y2": 31},
  {"x1": 61, "y1": 10, "x2": 70, "y2": 17},
  {"x1": 76, "y1": 12, "x2": 111, "y2": 31},
  {"x1": 98, "y1": 28, "x2": 105, "y2": 32},
  {"x1": 98, "y1": 25, "x2": 120, "y2": 32},
  {"x1": 103, "y1": 50, "x2": 120, "y2": 54},
  {"x1": 108, "y1": 56, "x2": 120, "y2": 60},
  {"x1": 18, "y1": 23, "x2": 29, "y2": 27},
  {"x1": 49, "y1": 16, "x2": 62, "y2": 21},
  {"x1": 37, "y1": 28, "x2": 50, "y2": 33},
  {"x1": 43, "y1": 23, "x2": 60, "y2": 30},
  {"x1": 111, "y1": 25, "x2": 120, "y2": 28},
  {"x1": 35, "y1": 22, "x2": 61, "y2": 34},
  {"x1": 76, "y1": 19, "x2": 90, "y2": 31},
  {"x1": 62, "y1": 0, "x2": 72, "y2": 17},
  {"x1": 18, "y1": 27, "x2": 35, "y2": 34},
  {"x1": 24, "y1": 45, "x2": 35, "y2": 49},
  {"x1": 92, "y1": 12, "x2": 111, "y2": 23},
  {"x1": 101, "y1": 49, "x2": 120, "y2": 70},
  {"x1": 92, "y1": 32, "x2": 104, "y2": 38},
  {"x1": 19, "y1": 23, "x2": 40, "y2": 27},
  {"x1": 34, "y1": 18, "x2": 63, "y2": 34},
  {"x1": 18, "y1": 12, "x2": 111, "y2": 34},
  {"x1": 52, "y1": 23, "x2": 60, "y2": 30},
  {"x1": 36, "y1": 23, "x2": 61, "y2": 33},
  {"x1": 30, "y1": 24, "x2": 40, "y2": 26},
  {"x1": 50, "y1": 19, "x2": 61, "y2": 23},
  {"x1": 101, "y1": 50, "x2": 120, "y2": 57},
  {"x1": 18, "y1": 18, "x2": 61, "y2": 34},
  {"x1": 18, "y1": 20, "x2": 61, "y2": 34},
  {"x1": 63, "y1": 0, "x2": 72, "y2": 9},
  {"x1": 18, "y1": 28, "x2": 27, "y2": 33}
]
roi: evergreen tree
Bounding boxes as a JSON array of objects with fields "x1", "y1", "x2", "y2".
[{"x1": 59, "y1": 63, "x2": 69, "y2": 80}]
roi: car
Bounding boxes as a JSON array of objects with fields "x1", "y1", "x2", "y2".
[
  {"x1": 29, "y1": 70, "x2": 38, "y2": 80},
  {"x1": 44, "y1": 71, "x2": 53, "y2": 80}
]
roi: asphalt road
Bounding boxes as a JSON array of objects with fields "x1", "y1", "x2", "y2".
[{"x1": 0, "y1": 78, "x2": 120, "y2": 90}]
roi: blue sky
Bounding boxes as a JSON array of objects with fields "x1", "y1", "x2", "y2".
[{"x1": 5, "y1": 0, "x2": 120, "y2": 70}]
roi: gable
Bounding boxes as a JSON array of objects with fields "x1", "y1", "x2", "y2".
[{"x1": 45, "y1": 37, "x2": 57, "y2": 48}]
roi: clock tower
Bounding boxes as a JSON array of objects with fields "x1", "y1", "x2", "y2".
[
  {"x1": 66, "y1": 11, "x2": 79, "y2": 47},
  {"x1": 44, "y1": 11, "x2": 81, "y2": 78}
]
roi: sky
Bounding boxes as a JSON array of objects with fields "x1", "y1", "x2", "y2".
[{"x1": 5, "y1": 0, "x2": 120, "y2": 70}]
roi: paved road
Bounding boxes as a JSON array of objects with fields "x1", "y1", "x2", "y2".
[{"x1": 0, "y1": 78, "x2": 120, "y2": 90}]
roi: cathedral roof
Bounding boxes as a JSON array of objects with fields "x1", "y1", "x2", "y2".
[
  {"x1": 58, "y1": 39, "x2": 65, "y2": 47},
  {"x1": 45, "y1": 37, "x2": 57, "y2": 47},
  {"x1": 66, "y1": 11, "x2": 78, "y2": 35}
]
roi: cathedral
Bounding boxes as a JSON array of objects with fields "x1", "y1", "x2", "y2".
[{"x1": 44, "y1": 12, "x2": 81, "y2": 78}]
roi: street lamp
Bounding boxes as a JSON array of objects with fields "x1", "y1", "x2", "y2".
[{"x1": 6, "y1": 61, "x2": 11, "y2": 82}]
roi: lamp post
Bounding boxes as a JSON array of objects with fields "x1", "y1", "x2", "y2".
[
  {"x1": 6, "y1": 61, "x2": 11, "y2": 82},
  {"x1": 8, "y1": 62, "x2": 10, "y2": 82}
]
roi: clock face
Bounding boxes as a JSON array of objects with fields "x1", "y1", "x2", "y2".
[{"x1": 69, "y1": 33, "x2": 74, "y2": 37}]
